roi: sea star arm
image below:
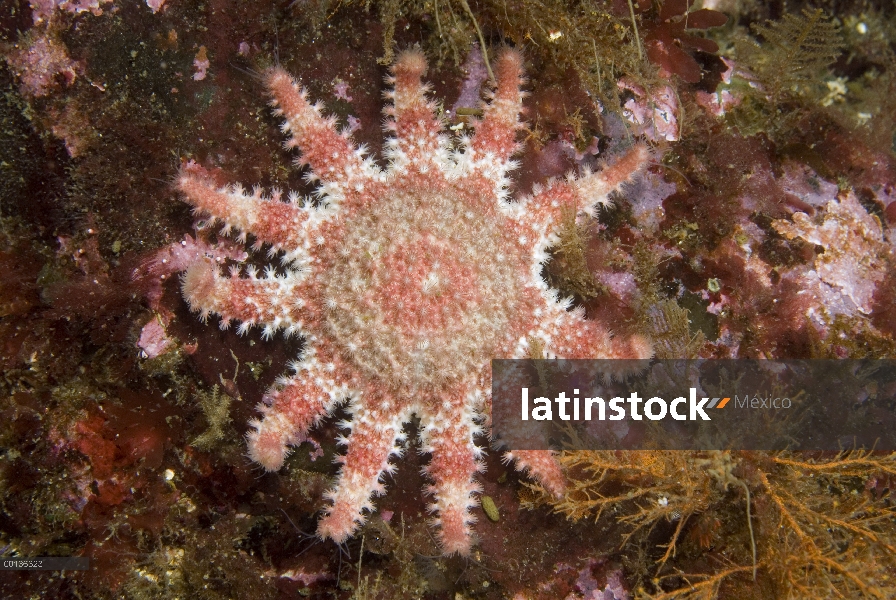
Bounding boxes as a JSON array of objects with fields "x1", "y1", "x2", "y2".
[
  {"x1": 316, "y1": 401, "x2": 410, "y2": 544},
  {"x1": 383, "y1": 49, "x2": 450, "y2": 174},
  {"x1": 247, "y1": 350, "x2": 349, "y2": 471},
  {"x1": 505, "y1": 144, "x2": 652, "y2": 234},
  {"x1": 420, "y1": 399, "x2": 485, "y2": 556},
  {"x1": 177, "y1": 163, "x2": 316, "y2": 266},
  {"x1": 506, "y1": 449, "x2": 566, "y2": 496},
  {"x1": 465, "y1": 49, "x2": 526, "y2": 190},
  {"x1": 181, "y1": 257, "x2": 309, "y2": 339},
  {"x1": 482, "y1": 365, "x2": 566, "y2": 498},
  {"x1": 574, "y1": 144, "x2": 652, "y2": 216},
  {"x1": 266, "y1": 67, "x2": 374, "y2": 195}
]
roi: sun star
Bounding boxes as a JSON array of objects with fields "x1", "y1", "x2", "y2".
[{"x1": 176, "y1": 48, "x2": 651, "y2": 555}]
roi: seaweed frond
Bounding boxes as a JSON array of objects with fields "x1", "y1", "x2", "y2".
[
  {"x1": 645, "y1": 299, "x2": 705, "y2": 360},
  {"x1": 190, "y1": 385, "x2": 233, "y2": 450},
  {"x1": 529, "y1": 448, "x2": 896, "y2": 598},
  {"x1": 549, "y1": 204, "x2": 602, "y2": 300},
  {"x1": 736, "y1": 8, "x2": 843, "y2": 104}
]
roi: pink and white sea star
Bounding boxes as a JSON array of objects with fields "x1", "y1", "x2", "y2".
[{"x1": 176, "y1": 48, "x2": 652, "y2": 555}]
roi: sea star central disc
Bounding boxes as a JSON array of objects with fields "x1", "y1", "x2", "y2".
[{"x1": 323, "y1": 189, "x2": 517, "y2": 391}]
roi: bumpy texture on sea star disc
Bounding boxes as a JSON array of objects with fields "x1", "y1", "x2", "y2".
[{"x1": 177, "y1": 48, "x2": 651, "y2": 555}]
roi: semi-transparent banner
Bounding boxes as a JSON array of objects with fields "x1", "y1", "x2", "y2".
[{"x1": 491, "y1": 360, "x2": 896, "y2": 451}]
